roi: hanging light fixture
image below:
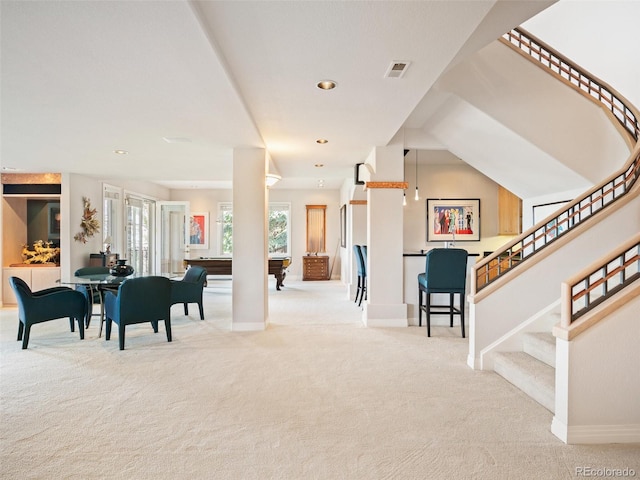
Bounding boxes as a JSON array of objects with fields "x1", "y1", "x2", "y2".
[
  {"x1": 403, "y1": 149, "x2": 407, "y2": 206},
  {"x1": 414, "y1": 149, "x2": 420, "y2": 201}
]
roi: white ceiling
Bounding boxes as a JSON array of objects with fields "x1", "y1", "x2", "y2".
[{"x1": 1, "y1": 0, "x2": 553, "y2": 190}]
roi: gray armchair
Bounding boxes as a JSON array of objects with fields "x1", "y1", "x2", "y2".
[
  {"x1": 9, "y1": 276, "x2": 86, "y2": 349},
  {"x1": 170, "y1": 266, "x2": 207, "y2": 320}
]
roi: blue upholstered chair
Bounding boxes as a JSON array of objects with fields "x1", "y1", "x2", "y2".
[
  {"x1": 74, "y1": 266, "x2": 110, "y2": 328},
  {"x1": 418, "y1": 248, "x2": 468, "y2": 338},
  {"x1": 353, "y1": 245, "x2": 367, "y2": 306},
  {"x1": 104, "y1": 276, "x2": 172, "y2": 350},
  {"x1": 9, "y1": 276, "x2": 86, "y2": 349},
  {"x1": 170, "y1": 266, "x2": 207, "y2": 320}
]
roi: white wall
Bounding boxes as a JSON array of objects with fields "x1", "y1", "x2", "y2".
[
  {"x1": 553, "y1": 293, "x2": 640, "y2": 444},
  {"x1": 64, "y1": 174, "x2": 171, "y2": 278},
  {"x1": 403, "y1": 155, "x2": 516, "y2": 256}
]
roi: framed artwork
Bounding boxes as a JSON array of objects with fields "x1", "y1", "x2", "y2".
[
  {"x1": 340, "y1": 204, "x2": 347, "y2": 248},
  {"x1": 189, "y1": 212, "x2": 209, "y2": 249},
  {"x1": 426, "y1": 198, "x2": 480, "y2": 242},
  {"x1": 47, "y1": 203, "x2": 61, "y2": 238}
]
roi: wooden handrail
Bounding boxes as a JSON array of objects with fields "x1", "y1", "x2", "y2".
[{"x1": 473, "y1": 28, "x2": 640, "y2": 294}]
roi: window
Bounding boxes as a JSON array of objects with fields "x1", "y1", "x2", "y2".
[
  {"x1": 218, "y1": 202, "x2": 291, "y2": 256},
  {"x1": 103, "y1": 184, "x2": 122, "y2": 253},
  {"x1": 125, "y1": 193, "x2": 155, "y2": 275},
  {"x1": 306, "y1": 204, "x2": 326, "y2": 253}
]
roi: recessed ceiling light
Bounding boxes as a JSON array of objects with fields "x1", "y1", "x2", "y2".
[
  {"x1": 314, "y1": 163, "x2": 324, "y2": 168},
  {"x1": 316, "y1": 80, "x2": 336, "y2": 90},
  {"x1": 316, "y1": 139, "x2": 328, "y2": 144},
  {"x1": 114, "y1": 149, "x2": 128, "y2": 155}
]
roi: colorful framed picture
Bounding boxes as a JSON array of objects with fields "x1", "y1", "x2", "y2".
[
  {"x1": 189, "y1": 212, "x2": 209, "y2": 249},
  {"x1": 426, "y1": 198, "x2": 480, "y2": 242}
]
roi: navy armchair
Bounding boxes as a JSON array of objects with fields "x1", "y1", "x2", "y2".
[
  {"x1": 170, "y1": 266, "x2": 207, "y2": 320},
  {"x1": 418, "y1": 248, "x2": 468, "y2": 338},
  {"x1": 104, "y1": 276, "x2": 172, "y2": 350},
  {"x1": 9, "y1": 276, "x2": 86, "y2": 349}
]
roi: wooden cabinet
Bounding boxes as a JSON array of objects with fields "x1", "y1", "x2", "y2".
[
  {"x1": 302, "y1": 256, "x2": 329, "y2": 281},
  {"x1": 498, "y1": 186, "x2": 522, "y2": 235},
  {"x1": 89, "y1": 253, "x2": 119, "y2": 268}
]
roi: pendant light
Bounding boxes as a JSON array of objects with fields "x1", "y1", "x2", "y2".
[
  {"x1": 403, "y1": 149, "x2": 407, "y2": 206},
  {"x1": 414, "y1": 149, "x2": 420, "y2": 201}
]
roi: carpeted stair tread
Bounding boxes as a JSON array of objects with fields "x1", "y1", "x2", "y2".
[
  {"x1": 494, "y1": 351, "x2": 555, "y2": 413},
  {"x1": 523, "y1": 331, "x2": 556, "y2": 367}
]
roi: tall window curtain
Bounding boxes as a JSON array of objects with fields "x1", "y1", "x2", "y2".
[{"x1": 306, "y1": 205, "x2": 326, "y2": 253}]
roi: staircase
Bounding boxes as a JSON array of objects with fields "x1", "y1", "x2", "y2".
[{"x1": 493, "y1": 332, "x2": 556, "y2": 412}]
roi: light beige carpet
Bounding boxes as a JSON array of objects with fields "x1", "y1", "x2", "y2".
[{"x1": 1, "y1": 280, "x2": 638, "y2": 479}]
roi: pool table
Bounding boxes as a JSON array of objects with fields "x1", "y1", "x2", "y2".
[{"x1": 183, "y1": 257, "x2": 291, "y2": 290}]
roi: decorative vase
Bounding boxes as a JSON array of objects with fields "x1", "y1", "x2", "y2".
[{"x1": 110, "y1": 259, "x2": 134, "y2": 277}]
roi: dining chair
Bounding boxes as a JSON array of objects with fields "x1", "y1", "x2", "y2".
[
  {"x1": 353, "y1": 245, "x2": 367, "y2": 306},
  {"x1": 170, "y1": 266, "x2": 207, "y2": 320},
  {"x1": 74, "y1": 266, "x2": 110, "y2": 328},
  {"x1": 9, "y1": 276, "x2": 86, "y2": 349},
  {"x1": 418, "y1": 248, "x2": 468, "y2": 337},
  {"x1": 104, "y1": 276, "x2": 172, "y2": 350}
]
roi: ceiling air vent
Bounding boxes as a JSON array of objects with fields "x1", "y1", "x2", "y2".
[{"x1": 384, "y1": 61, "x2": 410, "y2": 79}]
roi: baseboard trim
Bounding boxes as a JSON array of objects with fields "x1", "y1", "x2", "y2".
[
  {"x1": 231, "y1": 322, "x2": 266, "y2": 332},
  {"x1": 552, "y1": 417, "x2": 640, "y2": 444}
]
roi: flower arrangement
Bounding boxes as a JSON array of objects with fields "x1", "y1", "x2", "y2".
[{"x1": 73, "y1": 196, "x2": 100, "y2": 243}]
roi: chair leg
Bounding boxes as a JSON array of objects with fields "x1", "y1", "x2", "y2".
[
  {"x1": 77, "y1": 316, "x2": 85, "y2": 340},
  {"x1": 22, "y1": 324, "x2": 32, "y2": 349},
  {"x1": 17, "y1": 321, "x2": 24, "y2": 341},
  {"x1": 105, "y1": 317, "x2": 112, "y2": 340},
  {"x1": 183, "y1": 303, "x2": 188, "y2": 316},
  {"x1": 418, "y1": 288, "x2": 423, "y2": 327},
  {"x1": 426, "y1": 293, "x2": 431, "y2": 337},
  {"x1": 354, "y1": 277, "x2": 361, "y2": 304},
  {"x1": 118, "y1": 324, "x2": 126, "y2": 350},
  {"x1": 460, "y1": 293, "x2": 466, "y2": 338},
  {"x1": 69, "y1": 317, "x2": 75, "y2": 332},
  {"x1": 165, "y1": 318, "x2": 172, "y2": 343},
  {"x1": 198, "y1": 302, "x2": 204, "y2": 320},
  {"x1": 449, "y1": 293, "x2": 454, "y2": 327},
  {"x1": 151, "y1": 321, "x2": 159, "y2": 333}
]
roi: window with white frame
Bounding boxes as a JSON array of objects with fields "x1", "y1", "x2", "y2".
[{"x1": 218, "y1": 202, "x2": 291, "y2": 256}]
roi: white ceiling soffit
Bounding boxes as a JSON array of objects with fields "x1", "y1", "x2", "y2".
[{"x1": 1, "y1": 0, "x2": 552, "y2": 189}]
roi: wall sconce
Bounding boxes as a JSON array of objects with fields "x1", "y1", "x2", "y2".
[{"x1": 266, "y1": 173, "x2": 281, "y2": 187}]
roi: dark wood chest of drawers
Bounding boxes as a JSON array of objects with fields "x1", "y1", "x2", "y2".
[{"x1": 302, "y1": 256, "x2": 329, "y2": 280}]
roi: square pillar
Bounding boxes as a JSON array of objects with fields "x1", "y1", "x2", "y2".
[
  {"x1": 232, "y1": 148, "x2": 268, "y2": 331},
  {"x1": 363, "y1": 146, "x2": 408, "y2": 327}
]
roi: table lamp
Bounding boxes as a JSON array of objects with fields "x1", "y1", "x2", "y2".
[{"x1": 103, "y1": 236, "x2": 112, "y2": 254}]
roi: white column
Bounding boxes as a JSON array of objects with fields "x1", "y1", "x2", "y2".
[
  {"x1": 232, "y1": 147, "x2": 268, "y2": 331},
  {"x1": 363, "y1": 146, "x2": 408, "y2": 327}
]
